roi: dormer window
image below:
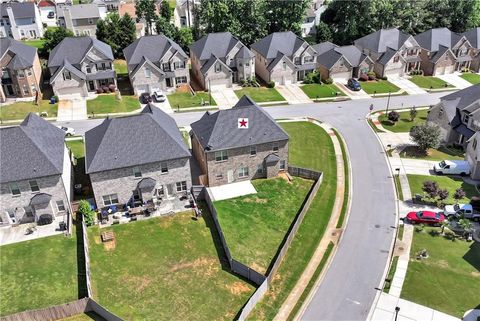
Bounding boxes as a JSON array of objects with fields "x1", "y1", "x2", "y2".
[
  {"x1": 144, "y1": 68, "x2": 151, "y2": 78},
  {"x1": 162, "y1": 63, "x2": 171, "y2": 71},
  {"x1": 86, "y1": 65, "x2": 92, "y2": 73},
  {"x1": 63, "y1": 71, "x2": 71, "y2": 80},
  {"x1": 214, "y1": 63, "x2": 221, "y2": 73},
  {"x1": 304, "y1": 56, "x2": 314, "y2": 63},
  {"x1": 294, "y1": 57, "x2": 301, "y2": 65}
]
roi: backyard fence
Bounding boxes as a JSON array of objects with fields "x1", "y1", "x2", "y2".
[
  {"x1": 288, "y1": 165, "x2": 323, "y2": 181},
  {"x1": 236, "y1": 279, "x2": 268, "y2": 321},
  {"x1": 81, "y1": 219, "x2": 93, "y2": 298}
]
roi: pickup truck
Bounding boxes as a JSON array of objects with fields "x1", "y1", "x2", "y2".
[{"x1": 443, "y1": 203, "x2": 480, "y2": 221}]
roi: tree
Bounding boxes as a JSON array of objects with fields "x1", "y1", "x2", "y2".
[
  {"x1": 410, "y1": 107, "x2": 417, "y2": 122},
  {"x1": 454, "y1": 188, "x2": 466, "y2": 203},
  {"x1": 409, "y1": 123, "x2": 441, "y2": 153},
  {"x1": 177, "y1": 27, "x2": 194, "y2": 50},
  {"x1": 265, "y1": 0, "x2": 310, "y2": 35},
  {"x1": 135, "y1": 0, "x2": 158, "y2": 35},
  {"x1": 458, "y1": 218, "x2": 474, "y2": 236},
  {"x1": 155, "y1": 16, "x2": 178, "y2": 40},
  {"x1": 315, "y1": 21, "x2": 333, "y2": 43},
  {"x1": 388, "y1": 111, "x2": 400, "y2": 124},
  {"x1": 422, "y1": 180, "x2": 439, "y2": 198},
  {"x1": 160, "y1": 0, "x2": 172, "y2": 21},
  {"x1": 40, "y1": 27, "x2": 74, "y2": 58},
  {"x1": 96, "y1": 12, "x2": 136, "y2": 58},
  {"x1": 119, "y1": 13, "x2": 137, "y2": 56}
]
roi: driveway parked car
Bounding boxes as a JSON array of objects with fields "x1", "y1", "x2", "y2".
[
  {"x1": 57, "y1": 126, "x2": 75, "y2": 136},
  {"x1": 406, "y1": 211, "x2": 445, "y2": 226},
  {"x1": 152, "y1": 91, "x2": 166, "y2": 102},
  {"x1": 140, "y1": 92, "x2": 153, "y2": 104},
  {"x1": 347, "y1": 78, "x2": 361, "y2": 91}
]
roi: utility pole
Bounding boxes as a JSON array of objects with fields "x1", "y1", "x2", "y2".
[{"x1": 385, "y1": 91, "x2": 391, "y2": 115}]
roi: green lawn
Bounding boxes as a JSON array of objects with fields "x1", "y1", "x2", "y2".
[
  {"x1": 86, "y1": 94, "x2": 140, "y2": 114},
  {"x1": 378, "y1": 108, "x2": 428, "y2": 133},
  {"x1": 402, "y1": 227, "x2": 480, "y2": 317},
  {"x1": 0, "y1": 234, "x2": 78, "y2": 316},
  {"x1": 407, "y1": 174, "x2": 478, "y2": 204},
  {"x1": 234, "y1": 87, "x2": 285, "y2": 102},
  {"x1": 65, "y1": 140, "x2": 91, "y2": 199},
  {"x1": 113, "y1": 59, "x2": 128, "y2": 75},
  {"x1": 215, "y1": 177, "x2": 314, "y2": 274},
  {"x1": 409, "y1": 76, "x2": 453, "y2": 89},
  {"x1": 21, "y1": 39, "x2": 46, "y2": 49},
  {"x1": 66, "y1": 140, "x2": 85, "y2": 158},
  {"x1": 88, "y1": 212, "x2": 254, "y2": 321},
  {"x1": 250, "y1": 121, "x2": 337, "y2": 320},
  {"x1": 399, "y1": 145, "x2": 465, "y2": 161},
  {"x1": 460, "y1": 72, "x2": 480, "y2": 85},
  {"x1": 0, "y1": 100, "x2": 58, "y2": 121},
  {"x1": 167, "y1": 92, "x2": 217, "y2": 109},
  {"x1": 300, "y1": 84, "x2": 346, "y2": 99},
  {"x1": 60, "y1": 312, "x2": 105, "y2": 321},
  {"x1": 383, "y1": 256, "x2": 399, "y2": 293},
  {"x1": 360, "y1": 80, "x2": 401, "y2": 94}
]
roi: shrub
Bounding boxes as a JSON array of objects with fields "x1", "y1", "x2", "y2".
[
  {"x1": 437, "y1": 189, "x2": 449, "y2": 202},
  {"x1": 83, "y1": 210, "x2": 96, "y2": 226},
  {"x1": 96, "y1": 87, "x2": 104, "y2": 94},
  {"x1": 410, "y1": 107, "x2": 417, "y2": 121},
  {"x1": 454, "y1": 188, "x2": 466, "y2": 202},
  {"x1": 422, "y1": 180, "x2": 439, "y2": 198},
  {"x1": 77, "y1": 200, "x2": 96, "y2": 226},
  {"x1": 102, "y1": 86, "x2": 109, "y2": 92},
  {"x1": 359, "y1": 74, "x2": 369, "y2": 81},
  {"x1": 239, "y1": 79, "x2": 246, "y2": 86},
  {"x1": 77, "y1": 200, "x2": 91, "y2": 215},
  {"x1": 387, "y1": 111, "x2": 400, "y2": 123},
  {"x1": 323, "y1": 77, "x2": 333, "y2": 84},
  {"x1": 108, "y1": 84, "x2": 116, "y2": 92},
  {"x1": 267, "y1": 81, "x2": 275, "y2": 88},
  {"x1": 381, "y1": 76, "x2": 388, "y2": 80}
]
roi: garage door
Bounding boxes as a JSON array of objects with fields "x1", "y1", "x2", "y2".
[
  {"x1": 332, "y1": 71, "x2": 351, "y2": 83},
  {"x1": 135, "y1": 85, "x2": 148, "y2": 95},
  {"x1": 385, "y1": 68, "x2": 402, "y2": 78},
  {"x1": 56, "y1": 86, "x2": 84, "y2": 97},
  {"x1": 209, "y1": 78, "x2": 229, "y2": 89}
]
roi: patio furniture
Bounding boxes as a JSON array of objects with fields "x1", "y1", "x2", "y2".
[
  {"x1": 128, "y1": 206, "x2": 144, "y2": 216},
  {"x1": 101, "y1": 231, "x2": 115, "y2": 242}
]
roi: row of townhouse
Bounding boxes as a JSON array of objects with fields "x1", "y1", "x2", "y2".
[{"x1": 0, "y1": 95, "x2": 289, "y2": 227}]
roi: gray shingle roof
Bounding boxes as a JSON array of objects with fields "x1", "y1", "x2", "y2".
[
  {"x1": 190, "y1": 95, "x2": 289, "y2": 152},
  {"x1": 190, "y1": 32, "x2": 251, "y2": 61},
  {"x1": 0, "y1": 113, "x2": 66, "y2": 184},
  {"x1": 123, "y1": 35, "x2": 187, "y2": 70},
  {"x1": 354, "y1": 28, "x2": 413, "y2": 53},
  {"x1": 0, "y1": 37, "x2": 37, "y2": 70},
  {"x1": 463, "y1": 27, "x2": 480, "y2": 49},
  {"x1": 441, "y1": 84, "x2": 480, "y2": 112},
  {"x1": 377, "y1": 47, "x2": 399, "y2": 65},
  {"x1": 48, "y1": 37, "x2": 113, "y2": 68},
  {"x1": 251, "y1": 31, "x2": 307, "y2": 59},
  {"x1": 414, "y1": 28, "x2": 465, "y2": 52},
  {"x1": 85, "y1": 105, "x2": 190, "y2": 174},
  {"x1": 1, "y1": 2, "x2": 35, "y2": 19},
  {"x1": 311, "y1": 42, "x2": 337, "y2": 56},
  {"x1": 334, "y1": 45, "x2": 370, "y2": 67},
  {"x1": 57, "y1": 4, "x2": 100, "y2": 19},
  {"x1": 317, "y1": 49, "x2": 343, "y2": 69},
  {"x1": 30, "y1": 193, "x2": 52, "y2": 205},
  {"x1": 429, "y1": 45, "x2": 451, "y2": 64}
]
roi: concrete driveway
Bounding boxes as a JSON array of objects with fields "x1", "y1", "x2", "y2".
[
  {"x1": 335, "y1": 82, "x2": 371, "y2": 99},
  {"x1": 436, "y1": 73, "x2": 472, "y2": 89},
  {"x1": 389, "y1": 157, "x2": 437, "y2": 175},
  {"x1": 56, "y1": 94, "x2": 87, "y2": 121},
  {"x1": 210, "y1": 86, "x2": 239, "y2": 109},
  {"x1": 389, "y1": 76, "x2": 427, "y2": 95},
  {"x1": 275, "y1": 84, "x2": 311, "y2": 104}
]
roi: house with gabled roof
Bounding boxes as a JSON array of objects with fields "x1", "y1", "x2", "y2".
[
  {"x1": 463, "y1": 27, "x2": 480, "y2": 72},
  {"x1": 313, "y1": 42, "x2": 374, "y2": 82},
  {"x1": 190, "y1": 96, "x2": 289, "y2": 186},
  {"x1": 56, "y1": 4, "x2": 105, "y2": 37},
  {"x1": 0, "y1": 113, "x2": 72, "y2": 227},
  {"x1": 190, "y1": 32, "x2": 255, "y2": 89},
  {"x1": 0, "y1": 37, "x2": 42, "y2": 102},
  {"x1": 251, "y1": 31, "x2": 317, "y2": 85},
  {"x1": 414, "y1": 28, "x2": 473, "y2": 76},
  {"x1": 85, "y1": 105, "x2": 192, "y2": 209},
  {"x1": 466, "y1": 132, "x2": 480, "y2": 180},
  {"x1": 48, "y1": 36, "x2": 116, "y2": 97},
  {"x1": 123, "y1": 35, "x2": 189, "y2": 96},
  {"x1": 0, "y1": 2, "x2": 44, "y2": 40},
  {"x1": 354, "y1": 28, "x2": 421, "y2": 78},
  {"x1": 427, "y1": 84, "x2": 480, "y2": 146}
]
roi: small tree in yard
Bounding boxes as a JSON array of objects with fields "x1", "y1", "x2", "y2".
[
  {"x1": 458, "y1": 218, "x2": 474, "y2": 237},
  {"x1": 77, "y1": 199, "x2": 95, "y2": 226},
  {"x1": 422, "y1": 180, "x2": 439, "y2": 198},
  {"x1": 437, "y1": 189, "x2": 449, "y2": 206},
  {"x1": 454, "y1": 188, "x2": 466, "y2": 203},
  {"x1": 409, "y1": 123, "x2": 441, "y2": 154},
  {"x1": 387, "y1": 111, "x2": 400, "y2": 124},
  {"x1": 410, "y1": 107, "x2": 417, "y2": 121}
]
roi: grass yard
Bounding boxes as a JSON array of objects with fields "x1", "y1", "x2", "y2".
[
  {"x1": 0, "y1": 234, "x2": 78, "y2": 316},
  {"x1": 0, "y1": 99, "x2": 58, "y2": 121},
  {"x1": 113, "y1": 59, "x2": 128, "y2": 75},
  {"x1": 59, "y1": 312, "x2": 105, "y2": 321},
  {"x1": 402, "y1": 227, "x2": 480, "y2": 317},
  {"x1": 407, "y1": 174, "x2": 478, "y2": 204},
  {"x1": 66, "y1": 140, "x2": 85, "y2": 158},
  {"x1": 378, "y1": 108, "x2": 428, "y2": 133},
  {"x1": 399, "y1": 145, "x2": 465, "y2": 161},
  {"x1": 300, "y1": 84, "x2": 346, "y2": 99},
  {"x1": 360, "y1": 80, "x2": 401, "y2": 94},
  {"x1": 167, "y1": 92, "x2": 217, "y2": 109},
  {"x1": 86, "y1": 94, "x2": 140, "y2": 115},
  {"x1": 88, "y1": 212, "x2": 254, "y2": 321},
  {"x1": 234, "y1": 87, "x2": 285, "y2": 102},
  {"x1": 22, "y1": 39, "x2": 46, "y2": 49},
  {"x1": 66, "y1": 140, "x2": 92, "y2": 199},
  {"x1": 409, "y1": 75, "x2": 453, "y2": 89},
  {"x1": 215, "y1": 177, "x2": 314, "y2": 274},
  {"x1": 249, "y1": 121, "x2": 337, "y2": 320},
  {"x1": 460, "y1": 72, "x2": 480, "y2": 85},
  {"x1": 383, "y1": 256, "x2": 399, "y2": 293}
]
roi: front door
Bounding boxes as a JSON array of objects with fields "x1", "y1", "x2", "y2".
[
  {"x1": 5, "y1": 84, "x2": 14, "y2": 96},
  {"x1": 166, "y1": 183, "x2": 174, "y2": 197},
  {"x1": 88, "y1": 81, "x2": 95, "y2": 91},
  {"x1": 166, "y1": 78, "x2": 172, "y2": 87},
  {"x1": 227, "y1": 170, "x2": 234, "y2": 183}
]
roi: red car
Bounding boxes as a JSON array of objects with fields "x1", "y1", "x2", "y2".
[{"x1": 406, "y1": 211, "x2": 445, "y2": 226}]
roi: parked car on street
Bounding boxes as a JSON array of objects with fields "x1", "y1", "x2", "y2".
[
  {"x1": 443, "y1": 204, "x2": 480, "y2": 221},
  {"x1": 406, "y1": 211, "x2": 445, "y2": 226},
  {"x1": 152, "y1": 91, "x2": 166, "y2": 102},
  {"x1": 433, "y1": 160, "x2": 471, "y2": 176},
  {"x1": 140, "y1": 92, "x2": 153, "y2": 104},
  {"x1": 57, "y1": 126, "x2": 75, "y2": 136},
  {"x1": 347, "y1": 78, "x2": 361, "y2": 91}
]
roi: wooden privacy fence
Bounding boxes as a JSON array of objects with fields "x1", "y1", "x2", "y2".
[{"x1": 81, "y1": 220, "x2": 93, "y2": 298}]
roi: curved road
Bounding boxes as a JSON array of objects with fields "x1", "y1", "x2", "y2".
[{"x1": 59, "y1": 92, "x2": 446, "y2": 321}]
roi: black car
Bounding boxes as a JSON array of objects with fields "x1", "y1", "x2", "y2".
[
  {"x1": 47, "y1": 11, "x2": 55, "y2": 19},
  {"x1": 347, "y1": 78, "x2": 361, "y2": 91},
  {"x1": 140, "y1": 92, "x2": 153, "y2": 104}
]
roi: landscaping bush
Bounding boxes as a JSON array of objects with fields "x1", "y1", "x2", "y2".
[
  {"x1": 96, "y1": 87, "x2": 104, "y2": 94},
  {"x1": 387, "y1": 111, "x2": 400, "y2": 123},
  {"x1": 381, "y1": 76, "x2": 388, "y2": 80},
  {"x1": 422, "y1": 180, "x2": 439, "y2": 198},
  {"x1": 367, "y1": 71, "x2": 376, "y2": 80},
  {"x1": 437, "y1": 189, "x2": 449, "y2": 206},
  {"x1": 410, "y1": 107, "x2": 417, "y2": 121},
  {"x1": 108, "y1": 84, "x2": 116, "y2": 92},
  {"x1": 359, "y1": 74, "x2": 369, "y2": 81},
  {"x1": 77, "y1": 199, "x2": 95, "y2": 226},
  {"x1": 454, "y1": 188, "x2": 466, "y2": 203},
  {"x1": 303, "y1": 71, "x2": 320, "y2": 84},
  {"x1": 267, "y1": 81, "x2": 275, "y2": 88},
  {"x1": 323, "y1": 77, "x2": 333, "y2": 84},
  {"x1": 102, "y1": 86, "x2": 109, "y2": 92}
]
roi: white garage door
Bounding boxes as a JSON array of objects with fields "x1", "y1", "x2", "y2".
[
  {"x1": 209, "y1": 78, "x2": 230, "y2": 89},
  {"x1": 385, "y1": 68, "x2": 402, "y2": 78},
  {"x1": 135, "y1": 85, "x2": 148, "y2": 95},
  {"x1": 56, "y1": 86, "x2": 84, "y2": 97},
  {"x1": 332, "y1": 71, "x2": 352, "y2": 83}
]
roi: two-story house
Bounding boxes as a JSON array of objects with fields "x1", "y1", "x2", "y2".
[
  {"x1": 0, "y1": 2, "x2": 44, "y2": 40},
  {"x1": 38, "y1": 0, "x2": 57, "y2": 28},
  {"x1": 1, "y1": 37, "x2": 42, "y2": 103},
  {"x1": 0, "y1": 113, "x2": 72, "y2": 227},
  {"x1": 427, "y1": 84, "x2": 480, "y2": 146},
  {"x1": 123, "y1": 35, "x2": 189, "y2": 96},
  {"x1": 173, "y1": 0, "x2": 200, "y2": 28},
  {"x1": 190, "y1": 95, "x2": 289, "y2": 187},
  {"x1": 189, "y1": 32, "x2": 255, "y2": 90},
  {"x1": 463, "y1": 27, "x2": 480, "y2": 72},
  {"x1": 48, "y1": 36, "x2": 116, "y2": 97},
  {"x1": 56, "y1": 4, "x2": 104, "y2": 37},
  {"x1": 414, "y1": 28, "x2": 473, "y2": 76},
  {"x1": 313, "y1": 42, "x2": 374, "y2": 82},
  {"x1": 85, "y1": 105, "x2": 192, "y2": 209},
  {"x1": 354, "y1": 28, "x2": 422, "y2": 78},
  {"x1": 251, "y1": 31, "x2": 317, "y2": 85},
  {"x1": 466, "y1": 132, "x2": 480, "y2": 180}
]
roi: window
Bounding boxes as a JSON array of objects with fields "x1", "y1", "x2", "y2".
[
  {"x1": 304, "y1": 56, "x2": 314, "y2": 63},
  {"x1": 56, "y1": 200, "x2": 65, "y2": 211},
  {"x1": 161, "y1": 162, "x2": 168, "y2": 173},
  {"x1": 216, "y1": 173, "x2": 223, "y2": 179},
  {"x1": 215, "y1": 63, "x2": 221, "y2": 73},
  {"x1": 256, "y1": 164, "x2": 263, "y2": 174},
  {"x1": 17, "y1": 70, "x2": 25, "y2": 78},
  {"x1": 473, "y1": 138, "x2": 477, "y2": 150},
  {"x1": 173, "y1": 61, "x2": 185, "y2": 69},
  {"x1": 86, "y1": 65, "x2": 92, "y2": 73},
  {"x1": 10, "y1": 183, "x2": 21, "y2": 196},
  {"x1": 88, "y1": 18, "x2": 93, "y2": 24},
  {"x1": 31, "y1": 85, "x2": 37, "y2": 93},
  {"x1": 162, "y1": 63, "x2": 171, "y2": 71},
  {"x1": 23, "y1": 85, "x2": 29, "y2": 95},
  {"x1": 176, "y1": 181, "x2": 187, "y2": 192},
  {"x1": 215, "y1": 150, "x2": 228, "y2": 162},
  {"x1": 294, "y1": 57, "x2": 301, "y2": 65},
  {"x1": 175, "y1": 76, "x2": 187, "y2": 84},
  {"x1": 27, "y1": 69, "x2": 32, "y2": 76},
  {"x1": 29, "y1": 180, "x2": 39, "y2": 192},
  {"x1": 144, "y1": 68, "x2": 151, "y2": 78},
  {"x1": 272, "y1": 142, "x2": 279, "y2": 151},
  {"x1": 282, "y1": 61, "x2": 287, "y2": 70},
  {"x1": 280, "y1": 160, "x2": 286, "y2": 170},
  {"x1": 132, "y1": 189, "x2": 140, "y2": 201},
  {"x1": 132, "y1": 166, "x2": 142, "y2": 178},
  {"x1": 393, "y1": 55, "x2": 400, "y2": 63},
  {"x1": 463, "y1": 113, "x2": 470, "y2": 124},
  {"x1": 102, "y1": 194, "x2": 119, "y2": 206},
  {"x1": 250, "y1": 146, "x2": 257, "y2": 156},
  {"x1": 238, "y1": 166, "x2": 249, "y2": 178},
  {"x1": 63, "y1": 71, "x2": 71, "y2": 80}
]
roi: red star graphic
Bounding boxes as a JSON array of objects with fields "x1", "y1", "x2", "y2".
[{"x1": 239, "y1": 119, "x2": 248, "y2": 127}]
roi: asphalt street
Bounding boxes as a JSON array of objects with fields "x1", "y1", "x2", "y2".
[{"x1": 57, "y1": 92, "x2": 447, "y2": 321}]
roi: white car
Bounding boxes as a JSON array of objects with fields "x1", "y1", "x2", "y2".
[
  {"x1": 57, "y1": 126, "x2": 75, "y2": 136},
  {"x1": 152, "y1": 91, "x2": 166, "y2": 102}
]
